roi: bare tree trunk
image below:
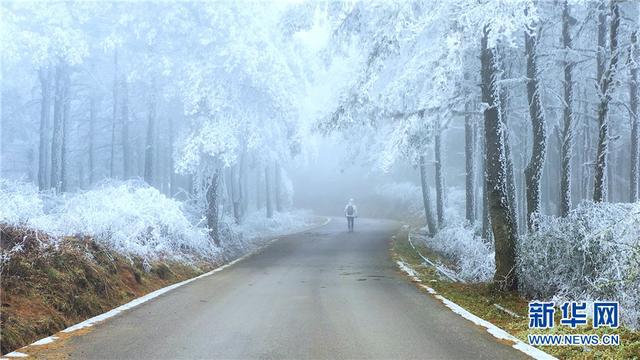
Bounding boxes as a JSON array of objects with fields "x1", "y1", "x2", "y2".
[
  {"x1": 50, "y1": 63, "x2": 65, "y2": 192},
  {"x1": 419, "y1": 154, "x2": 437, "y2": 236},
  {"x1": 479, "y1": 117, "x2": 491, "y2": 239},
  {"x1": 607, "y1": 145, "x2": 615, "y2": 202},
  {"x1": 594, "y1": 1, "x2": 620, "y2": 202},
  {"x1": 168, "y1": 115, "x2": 177, "y2": 197},
  {"x1": 38, "y1": 68, "x2": 52, "y2": 190},
  {"x1": 275, "y1": 160, "x2": 282, "y2": 212},
  {"x1": 231, "y1": 164, "x2": 241, "y2": 223},
  {"x1": 560, "y1": 0, "x2": 575, "y2": 216},
  {"x1": 434, "y1": 118, "x2": 444, "y2": 227},
  {"x1": 501, "y1": 91, "x2": 518, "y2": 235},
  {"x1": 89, "y1": 94, "x2": 97, "y2": 185},
  {"x1": 630, "y1": 30, "x2": 639, "y2": 202},
  {"x1": 265, "y1": 164, "x2": 273, "y2": 218},
  {"x1": 256, "y1": 167, "x2": 262, "y2": 210},
  {"x1": 60, "y1": 68, "x2": 71, "y2": 192},
  {"x1": 206, "y1": 168, "x2": 221, "y2": 246},
  {"x1": 524, "y1": 20, "x2": 547, "y2": 230},
  {"x1": 581, "y1": 88, "x2": 591, "y2": 200},
  {"x1": 110, "y1": 49, "x2": 118, "y2": 178},
  {"x1": 144, "y1": 90, "x2": 156, "y2": 185},
  {"x1": 121, "y1": 77, "x2": 131, "y2": 179},
  {"x1": 241, "y1": 156, "x2": 249, "y2": 215},
  {"x1": 464, "y1": 101, "x2": 475, "y2": 223},
  {"x1": 481, "y1": 28, "x2": 518, "y2": 291}
]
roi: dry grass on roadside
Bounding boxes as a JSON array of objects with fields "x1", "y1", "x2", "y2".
[{"x1": 0, "y1": 224, "x2": 213, "y2": 355}]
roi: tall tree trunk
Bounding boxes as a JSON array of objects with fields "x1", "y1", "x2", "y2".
[
  {"x1": 144, "y1": 91, "x2": 156, "y2": 185},
  {"x1": 630, "y1": 29, "x2": 639, "y2": 202},
  {"x1": 607, "y1": 146, "x2": 615, "y2": 202},
  {"x1": 38, "y1": 68, "x2": 52, "y2": 190},
  {"x1": 524, "y1": 20, "x2": 547, "y2": 230},
  {"x1": 479, "y1": 119, "x2": 491, "y2": 239},
  {"x1": 206, "y1": 168, "x2": 221, "y2": 246},
  {"x1": 256, "y1": 167, "x2": 262, "y2": 210},
  {"x1": 60, "y1": 68, "x2": 71, "y2": 192},
  {"x1": 168, "y1": 115, "x2": 177, "y2": 197},
  {"x1": 593, "y1": 1, "x2": 620, "y2": 202},
  {"x1": 265, "y1": 164, "x2": 273, "y2": 218},
  {"x1": 581, "y1": 88, "x2": 591, "y2": 200},
  {"x1": 231, "y1": 164, "x2": 241, "y2": 223},
  {"x1": 481, "y1": 28, "x2": 518, "y2": 291},
  {"x1": 419, "y1": 154, "x2": 437, "y2": 236},
  {"x1": 500, "y1": 84, "x2": 518, "y2": 234},
  {"x1": 110, "y1": 49, "x2": 119, "y2": 178},
  {"x1": 50, "y1": 63, "x2": 65, "y2": 192},
  {"x1": 88, "y1": 94, "x2": 97, "y2": 185},
  {"x1": 464, "y1": 101, "x2": 475, "y2": 223},
  {"x1": 434, "y1": 118, "x2": 444, "y2": 227},
  {"x1": 240, "y1": 156, "x2": 249, "y2": 214},
  {"x1": 560, "y1": 0, "x2": 575, "y2": 216},
  {"x1": 121, "y1": 77, "x2": 131, "y2": 179},
  {"x1": 275, "y1": 160, "x2": 283, "y2": 212},
  {"x1": 154, "y1": 124, "x2": 164, "y2": 192}
]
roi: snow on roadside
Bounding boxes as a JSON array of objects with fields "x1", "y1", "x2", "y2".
[
  {"x1": 412, "y1": 188, "x2": 495, "y2": 283},
  {"x1": 0, "y1": 179, "x2": 317, "y2": 264},
  {"x1": 0, "y1": 179, "x2": 213, "y2": 261},
  {"x1": 220, "y1": 209, "x2": 319, "y2": 260}
]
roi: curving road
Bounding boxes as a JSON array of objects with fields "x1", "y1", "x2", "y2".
[{"x1": 35, "y1": 218, "x2": 528, "y2": 359}]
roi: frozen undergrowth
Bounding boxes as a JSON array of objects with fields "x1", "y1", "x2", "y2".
[
  {"x1": 0, "y1": 179, "x2": 313, "y2": 264},
  {"x1": 219, "y1": 209, "x2": 316, "y2": 260},
  {"x1": 415, "y1": 188, "x2": 495, "y2": 283},
  {"x1": 519, "y1": 202, "x2": 640, "y2": 329},
  {"x1": 412, "y1": 186, "x2": 639, "y2": 328}
]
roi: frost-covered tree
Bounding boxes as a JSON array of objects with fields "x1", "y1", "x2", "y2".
[
  {"x1": 559, "y1": 0, "x2": 575, "y2": 217},
  {"x1": 523, "y1": 3, "x2": 547, "y2": 229},
  {"x1": 593, "y1": 0, "x2": 621, "y2": 203}
]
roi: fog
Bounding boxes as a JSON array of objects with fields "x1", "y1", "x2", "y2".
[
  {"x1": 2, "y1": 0, "x2": 640, "y2": 344},
  {"x1": 1, "y1": 0, "x2": 638, "y2": 230}
]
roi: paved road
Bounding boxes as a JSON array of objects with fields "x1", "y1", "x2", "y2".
[{"x1": 38, "y1": 218, "x2": 528, "y2": 359}]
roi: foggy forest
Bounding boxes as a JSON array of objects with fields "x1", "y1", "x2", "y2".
[{"x1": 1, "y1": 1, "x2": 639, "y2": 359}]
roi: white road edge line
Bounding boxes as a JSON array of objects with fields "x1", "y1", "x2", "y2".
[
  {"x1": 7, "y1": 216, "x2": 331, "y2": 357},
  {"x1": 396, "y1": 259, "x2": 557, "y2": 360}
]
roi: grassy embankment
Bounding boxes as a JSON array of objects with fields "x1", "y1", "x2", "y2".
[
  {"x1": 391, "y1": 228, "x2": 640, "y2": 360},
  {"x1": 0, "y1": 224, "x2": 214, "y2": 354}
]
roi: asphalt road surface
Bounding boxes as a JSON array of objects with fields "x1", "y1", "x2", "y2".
[{"x1": 38, "y1": 217, "x2": 528, "y2": 359}]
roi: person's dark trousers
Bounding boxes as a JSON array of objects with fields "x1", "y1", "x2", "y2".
[{"x1": 347, "y1": 216, "x2": 354, "y2": 232}]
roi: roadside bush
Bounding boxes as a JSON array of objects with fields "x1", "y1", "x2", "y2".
[
  {"x1": 518, "y1": 202, "x2": 640, "y2": 329},
  {"x1": 415, "y1": 188, "x2": 494, "y2": 282},
  {"x1": 0, "y1": 180, "x2": 213, "y2": 261}
]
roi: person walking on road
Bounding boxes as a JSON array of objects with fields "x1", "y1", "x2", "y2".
[{"x1": 344, "y1": 198, "x2": 358, "y2": 232}]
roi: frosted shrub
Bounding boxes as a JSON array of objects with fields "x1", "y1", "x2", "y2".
[
  {"x1": 0, "y1": 179, "x2": 44, "y2": 225},
  {"x1": 518, "y1": 202, "x2": 640, "y2": 329},
  {"x1": 425, "y1": 225, "x2": 495, "y2": 282},
  {"x1": 216, "y1": 210, "x2": 313, "y2": 260},
  {"x1": 1, "y1": 180, "x2": 214, "y2": 261},
  {"x1": 414, "y1": 187, "x2": 494, "y2": 282}
]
